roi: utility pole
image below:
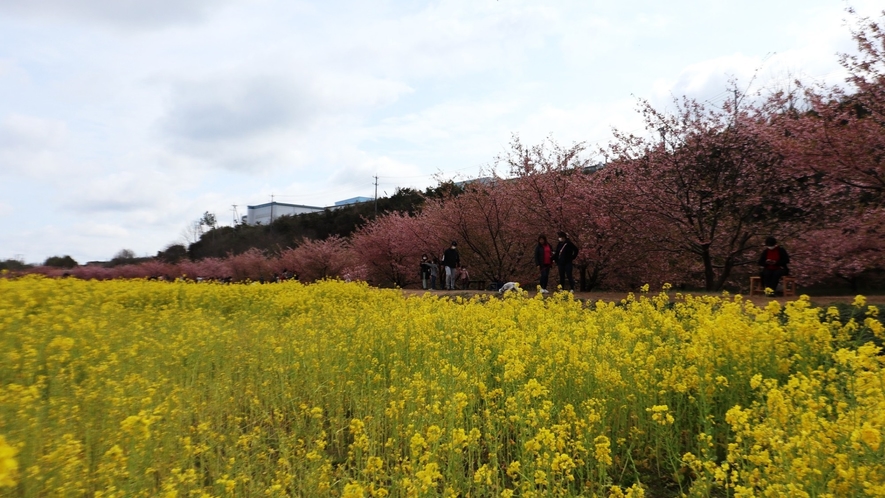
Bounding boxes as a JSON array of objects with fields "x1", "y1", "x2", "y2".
[
  {"x1": 373, "y1": 175, "x2": 378, "y2": 216},
  {"x1": 232, "y1": 204, "x2": 239, "y2": 225},
  {"x1": 270, "y1": 194, "x2": 275, "y2": 224}
]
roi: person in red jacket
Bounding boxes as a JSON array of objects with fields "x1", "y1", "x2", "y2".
[
  {"x1": 534, "y1": 234, "x2": 553, "y2": 293},
  {"x1": 758, "y1": 236, "x2": 790, "y2": 294}
]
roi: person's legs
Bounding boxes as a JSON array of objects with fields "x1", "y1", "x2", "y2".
[
  {"x1": 430, "y1": 275, "x2": 436, "y2": 290},
  {"x1": 564, "y1": 262, "x2": 575, "y2": 290},
  {"x1": 422, "y1": 274, "x2": 427, "y2": 290},
  {"x1": 773, "y1": 268, "x2": 787, "y2": 294},
  {"x1": 558, "y1": 264, "x2": 566, "y2": 289},
  {"x1": 540, "y1": 266, "x2": 550, "y2": 290},
  {"x1": 445, "y1": 266, "x2": 456, "y2": 290},
  {"x1": 761, "y1": 269, "x2": 777, "y2": 292}
]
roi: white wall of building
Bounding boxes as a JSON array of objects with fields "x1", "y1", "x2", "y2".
[{"x1": 246, "y1": 203, "x2": 324, "y2": 225}]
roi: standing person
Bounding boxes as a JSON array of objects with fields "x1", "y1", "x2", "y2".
[
  {"x1": 429, "y1": 257, "x2": 440, "y2": 290},
  {"x1": 458, "y1": 266, "x2": 470, "y2": 290},
  {"x1": 420, "y1": 254, "x2": 432, "y2": 290},
  {"x1": 758, "y1": 237, "x2": 790, "y2": 294},
  {"x1": 534, "y1": 234, "x2": 553, "y2": 293},
  {"x1": 442, "y1": 241, "x2": 460, "y2": 290},
  {"x1": 553, "y1": 231, "x2": 579, "y2": 291}
]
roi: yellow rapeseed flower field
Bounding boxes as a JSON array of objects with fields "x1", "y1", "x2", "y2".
[{"x1": 0, "y1": 276, "x2": 883, "y2": 497}]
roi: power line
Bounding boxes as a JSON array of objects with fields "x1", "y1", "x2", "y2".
[
  {"x1": 271, "y1": 186, "x2": 369, "y2": 202},
  {"x1": 376, "y1": 164, "x2": 480, "y2": 181}
]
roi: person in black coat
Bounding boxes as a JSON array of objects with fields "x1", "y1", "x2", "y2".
[
  {"x1": 553, "y1": 231, "x2": 579, "y2": 291},
  {"x1": 442, "y1": 241, "x2": 460, "y2": 290},
  {"x1": 758, "y1": 236, "x2": 790, "y2": 294}
]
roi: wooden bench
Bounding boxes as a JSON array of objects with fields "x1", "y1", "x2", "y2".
[
  {"x1": 749, "y1": 276, "x2": 796, "y2": 297},
  {"x1": 464, "y1": 280, "x2": 487, "y2": 290}
]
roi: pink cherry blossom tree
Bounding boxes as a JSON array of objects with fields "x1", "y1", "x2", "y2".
[
  {"x1": 278, "y1": 236, "x2": 353, "y2": 283},
  {"x1": 500, "y1": 135, "x2": 655, "y2": 290},
  {"x1": 602, "y1": 91, "x2": 820, "y2": 291},
  {"x1": 419, "y1": 179, "x2": 536, "y2": 286},
  {"x1": 349, "y1": 212, "x2": 431, "y2": 287},
  {"x1": 790, "y1": 210, "x2": 885, "y2": 290},
  {"x1": 178, "y1": 257, "x2": 232, "y2": 281},
  {"x1": 225, "y1": 248, "x2": 273, "y2": 282},
  {"x1": 766, "y1": 10, "x2": 885, "y2": 287}
]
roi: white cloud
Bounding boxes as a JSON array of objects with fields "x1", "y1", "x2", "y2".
[
  {"x1": 645, "y1": 1, "x2": 885, "y2": 108},
  {"x1": 73, "y1": 222, "x2": 129, "y2": 238},
  {"x1": 516, "y1": 99, "x2": 645, "y2": 151},
  {"x1": 324, "y1": 1, "x2": 558, "y2": 79},
  {"x1": 157, "y1": 70, "x2": 412, "y2": 171},
  {"x1": 329, "y1": 153, "x2": 422, "y2": 188},
  {"x1": 557, "y1": 5, "x2": 675, "y2": 68},
  {"x1": 0, "y1": 113, "x2": 67, "y2": 150},
  {"x1": 367, "y1": 98, "x2": 520, "y2": 145},
  {"x1": 161, "y1": 77, "x2": 313, "y2": 143},
  {"x1": 651, "y1": 53, "x2": 763, "y2": 107},
  {"x1": 0, "y1": 58, "x2": 29, "y2": 83},
  {"x1": 60, "y1": 169, "x2": 182, "y2": 215},
  {"x1": 0, "y1": 114, "x2": 69, "y2": 177},
  {"x1": 0, "y1": 223, "x2": 111, "y2": 264},
  {"x1": 0, "y1": 0, "x2": 235, "y2": 28}
]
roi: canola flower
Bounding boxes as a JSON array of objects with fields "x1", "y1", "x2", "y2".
[
  {"x1": 0, "y1": 436, "x2": 18, "y2": 488},
  {"x1": 0, "y1": 276, "x2": 883, "y2": 497}
]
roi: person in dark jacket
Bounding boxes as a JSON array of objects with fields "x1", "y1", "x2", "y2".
[
  {"x1": 442, "y1": 241, "x2": 460, "y2": 290},
  {"x1": 553, "y1": 231, "x2": 579, "y2": 291},
  {"x1": 758, "y1": 236, "x2": 790, "y2": 294},
  {"x1": 534, "y1": 234, "x2": 553, "y2": 293},
  {"x1": 420, "y1": 254, "x2": 432, "y2": 289},
  {"x1": 429, "y1": 257, "x2": 440, "y2": 290}
]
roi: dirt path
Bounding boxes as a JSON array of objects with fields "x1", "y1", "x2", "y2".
[{"x1": 401, "y1": 288, "x2": 885, "y2": 307}]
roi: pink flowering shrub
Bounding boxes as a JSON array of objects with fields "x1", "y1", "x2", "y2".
[
  {"x1": 350, "y1": 213, "x2": 429, "y2": 287},
  {"x1": 280, "y1": 236, "x2": 353, "y2": 283},
  {"x1": 226, "y1": 248, "x2": 273, "y2": 282}
]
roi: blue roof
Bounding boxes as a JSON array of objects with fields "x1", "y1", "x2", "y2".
[{"x1": 334, "y1": 196, "x2": 373, "y2": 206}]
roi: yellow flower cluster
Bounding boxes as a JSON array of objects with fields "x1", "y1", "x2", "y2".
[
  {"x1": 0, "y1": 276, "x2": 882, "y2": 497},
  {"x1": 0, "y1": 436, "x2": 18, "y2": 488}
]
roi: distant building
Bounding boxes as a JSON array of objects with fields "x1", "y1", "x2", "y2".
[
  {"x1": 582, "y1": 163, "x2": 605, "y2": 174},
  {"x1": 334, "y1": 196, "x2": 373, "y2": 207},
  {"x1": 246, "y1": 202, "x2": 325, "y2": 225},
  {"x1": 455, "y1": 177, "x2": 495, "y2": 189}
]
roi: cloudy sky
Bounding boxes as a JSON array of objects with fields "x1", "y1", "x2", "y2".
[{"x1": 0, "y1": 0, "x2": 880, "y2": 264}]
